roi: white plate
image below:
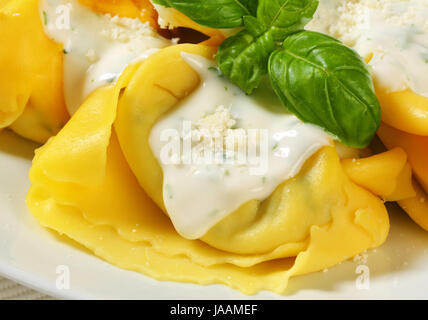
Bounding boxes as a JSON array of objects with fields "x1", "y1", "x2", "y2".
[{"x1": 1, "y1": 129, "x2": 428, "y2": 300}]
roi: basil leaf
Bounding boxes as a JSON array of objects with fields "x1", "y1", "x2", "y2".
[
  {"x1": 243, "y1": 15, "x2": 265, "y2": 36},
  {"x1": 257, "y1": 0, "x2": 319, "y2": 41},
  {"x1": 243, "y1": 0, "x2": 259, "y2": 16},
  {"x1": 217, "y1": 26, "x2": 276, "y2": 94},
  {"x1": 153, "y1": 0, "x2": 256, "y2": 28},
  {"x1": 268, "y1": 31, "x2": 381, "y2": 148}
]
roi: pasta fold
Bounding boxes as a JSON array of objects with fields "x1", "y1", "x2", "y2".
[
  {"x1": 0, "y1": 0, "x2": 68, "y2": 143},
  {"x1": 341, "y1": 147, "x2": 415, "y2": 202},
  {"x1": 372, "y1": 78, "x2": 428, "y2": 231},
  {"x1": 26, "y1": 44, "x2": 393, "y2": 294},
  {"x1": 377, "y1": 123, "x2": 428, "y2": 231}
]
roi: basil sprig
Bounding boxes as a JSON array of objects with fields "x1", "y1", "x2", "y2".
[
  {"x1": 218, "y1": 0, "x2": 319, "y2": 94},
  {"x1": 217, "y1": 17, "x2": 276, "y2": 94},
  {"x1": 154, "y1": 0, "x2": 381, "y2": 148}
]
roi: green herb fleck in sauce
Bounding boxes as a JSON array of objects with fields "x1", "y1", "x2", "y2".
[
  {"x1": 209, "y1": 209, "x2": 219, "y2": 216},
  {"x1": 208, "y1": 66, "x2": 223, "y2": 77},
  {"x1": 43, "y1": 11, "x2": 48, "y2": 25},
  {"x1": 165, "y1": 184, "x2": 173, "y2": 199},
  {"x1": 106, "y1": 77, "x2": 116, "y2": 84}
]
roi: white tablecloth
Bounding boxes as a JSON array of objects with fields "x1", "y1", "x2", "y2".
[{"x1": 0, "y1": 276, "x2": 52, "y2": 300}]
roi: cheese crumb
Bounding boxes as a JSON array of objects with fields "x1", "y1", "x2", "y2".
[
  {"x1": 185, "y1": 106, "x2": 262, "y2": 165},
  {"x1": 353, "y1": 251, "x2": 368, "y2": 264},
  {"x1": 307, "y1": 0, "x2": 428, "y2": 96},
  {"x1": 100, "y1": 14, "x2": 156, "y2": 42},
  {"x1": 85, "y1": 48, "x2": 98, "y2": 63},
  {"x1": 311, "y1": 0, "x2": 428, "y2": 47}
]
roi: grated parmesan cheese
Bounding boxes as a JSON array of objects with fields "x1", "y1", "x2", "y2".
[
  {"x1": 307, "y1": 0, "x2": 428, "y2": 97},
  {"x1": 100, "y1": 14, "x2": 157, "y2": 42}
]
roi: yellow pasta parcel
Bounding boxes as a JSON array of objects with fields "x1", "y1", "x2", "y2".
[
  {"x1": 0, "y1": 0, "x2": 68, "y2": 143},
  {"x1": 0, "y1": 0, "x2": 160, "y2": 143},
  {"x1": 23, "y1": 44, "x2": 411, "y2": 294}
]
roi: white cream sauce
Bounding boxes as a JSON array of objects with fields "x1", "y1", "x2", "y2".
[
  {"x1": 307, "y1": 0, "x2": 428, "y2": 97},
  {"x1": 149, "y1": 53, "x2": 331, "y2": 239},
  {"x1": 40, "y1": 0, "x2": 171, "y2": 114}
]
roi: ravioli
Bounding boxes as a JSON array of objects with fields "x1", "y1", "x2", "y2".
[
  {"x1": 0, "y1": 0, "x2": 159, "y2": 143},
  {"x1": 377, "y1": 123, "x2": 428, "y2": 231},
  {"x1": 305, "y1": 0, "x2": 428, "y2": 231},
  {"x1": 375, "y1": 79, "x2": 428, "y2": 231},
  {"x1": 26, "y1": 44, "x2": 413, "y2": 294},
  {"x1": 0, "y1": 0, "x2": 68, "y2": 143}
]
